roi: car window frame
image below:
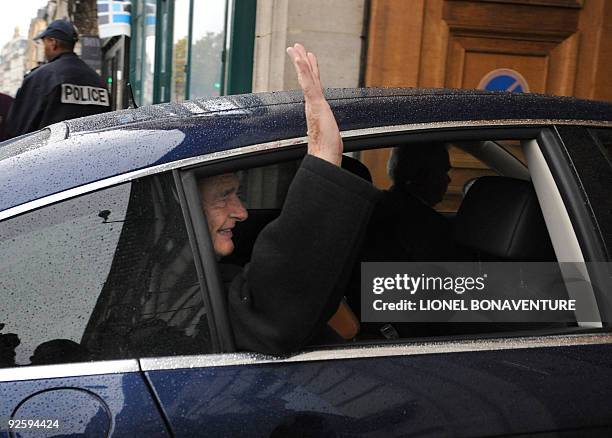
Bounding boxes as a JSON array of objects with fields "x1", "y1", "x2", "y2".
[
  {"x1": 173, "y1": 124, "x2": 611, "y2": 361},
  {"x1": 539, "y1": 126, "x2": 612, "y2": 325},
  {"x1": 524, "y1": 136, "x2": 601, "y2": 327}
]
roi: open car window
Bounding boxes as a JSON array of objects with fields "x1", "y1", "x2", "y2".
[{"x1": 184, "y1": 130, "x2": 609, "y2": 356}]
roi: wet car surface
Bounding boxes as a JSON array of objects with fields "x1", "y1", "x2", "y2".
[{"x1": 1, "y1": 88, "x2": 612, "y2": 437}]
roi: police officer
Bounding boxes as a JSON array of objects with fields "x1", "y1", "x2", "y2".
[{"x1": 5, "y1": 19, "x2": 110, "y2": 139}]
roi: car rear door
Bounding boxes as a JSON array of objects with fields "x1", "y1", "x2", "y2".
[
  {"x1": 141, "y1": 124, "x2": 612, "y2": 436},
  {"x1": 141, "y1": 335, "x2": 612, "y2": 437}
]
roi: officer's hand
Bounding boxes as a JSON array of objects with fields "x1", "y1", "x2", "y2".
[{"x1": 286, "y1": 43, "x2": 343, "y2": 166}]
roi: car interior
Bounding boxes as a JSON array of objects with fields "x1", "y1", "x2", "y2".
[{"x1": 189, "y1": 135, "x2": 596, "y2": 350}]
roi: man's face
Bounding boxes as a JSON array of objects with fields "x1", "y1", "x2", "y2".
[{"x1": 198, "y1": 173, "x2": 248, "y2": 257}]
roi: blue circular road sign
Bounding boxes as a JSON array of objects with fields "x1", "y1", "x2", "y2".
[{"x1": 478, "y1": 68, "x2": 529, "y2": 93}]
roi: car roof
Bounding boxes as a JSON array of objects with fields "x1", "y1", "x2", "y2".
[{"x1": 1, "y1": 87, "x2": 611, "y2": 216}]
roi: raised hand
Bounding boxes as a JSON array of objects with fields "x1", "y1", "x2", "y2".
[{"x1": 286, "y1": 43, "x2": 343, "y2": 166}]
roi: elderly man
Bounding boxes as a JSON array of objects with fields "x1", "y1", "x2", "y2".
[{"x1": 197, "y1": 44, "x2": 379, "y2": 355}]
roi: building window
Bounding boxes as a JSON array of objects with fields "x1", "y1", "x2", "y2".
[
  {"x1": 189, "y1": 0, "x2": 228, "y2": 99},
  {"x1": 131, "y1": 0, "x2": 254, "y2": 105},
  {"x1": 130, "y1": 0, "x2": 157, "y2": 106}
]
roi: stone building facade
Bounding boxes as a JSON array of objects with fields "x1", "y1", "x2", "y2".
[{"x1": 0, "y1": 29, "x2": 27, "y2": 97}]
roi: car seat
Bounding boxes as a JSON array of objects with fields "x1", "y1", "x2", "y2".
[
  {"x1": 453, "y1": 176, "x2": 573, "y2": 329},
  {"x1": 454, "y1": 176, "x2": 555, "y2": 261}
]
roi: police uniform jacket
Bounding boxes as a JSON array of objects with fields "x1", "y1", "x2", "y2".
[
  {"x1": 0, "y1": 92, "x2": 13, "y2": 141},
  {"x1": 224, "y1": 155, "x2": 380, "y2": 355},
  {"x1": 5, "y1": 52, "x2": 110, "y2": 138}
]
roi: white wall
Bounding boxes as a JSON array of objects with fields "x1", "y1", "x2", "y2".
[
  {"x1": 252, "y1": 0, "x2": 366, "y2": 92},
  {"x1": 0, "y1": 36, "x2": 27, "y2": 96}
]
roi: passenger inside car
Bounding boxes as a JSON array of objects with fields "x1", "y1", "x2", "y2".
[
  {"x1": 187, "y1": 53, "x2": 581, "y2": 353},
  {"x1": 343, "y1": 144, "x2": 459, "y2": 335},
  {"x1": 195, "y1": 43, "x2": 378, "y2": 355},
  {"x1": 360, "y1": 143, "x2": 457, "y2": 262},
  {"x1": 211, "y1": 132, "x2": 581, "y2": 345}
]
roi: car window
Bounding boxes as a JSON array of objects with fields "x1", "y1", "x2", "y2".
[
  {"x1": 0, "y1": 173, "x2": 211, "y2": 368},
  {"x1": 497, "y1": 139, "x2": 526, "y2": 164},
  {"x1": 192, "y1": 138, "x2": 595, "y2": 355},
  {"x1": 361, "y1": 142, "x2": 526, "y2": 213}
]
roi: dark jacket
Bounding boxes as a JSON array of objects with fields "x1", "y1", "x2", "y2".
[
  {"x1": 224, "y1": 155, "x2": 380, "y2": 355},
  {"x1": 362, "y1": 186, "x2": 456, "y2": 261},
  {"x1": 5, "y1": 52, "x2": 110, "y2": 138},
  {"x1": 346, "y1": 186, "x2": 458, "y2": 327},
  {"x1": 0, "y1": 92, "x2": 13, "y2": 142}
]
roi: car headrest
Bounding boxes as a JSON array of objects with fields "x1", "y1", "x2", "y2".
[
  {"x1": 454, "y1": 176, "x2": 555, "y2": 260},
  {"x1": 341, "y1": 155, "x2": 372, "y2": 183}
]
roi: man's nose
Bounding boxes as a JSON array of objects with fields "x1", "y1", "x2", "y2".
[{"x1": 230, "y1": 196, "x2": 248, "y2": 221}]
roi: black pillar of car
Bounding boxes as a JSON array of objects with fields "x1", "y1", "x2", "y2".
[
  {"x1": 174, "y1": 170, "x2": 235, "y2": 353},
  {"x1": 538, "y1": 126, "x2": 612, "y2": 326}
]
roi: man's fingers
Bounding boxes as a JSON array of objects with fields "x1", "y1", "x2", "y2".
[
  {"x1": 286, "y1": 45, "x2": 303, "y2": 62},
  {"x1": 286, "y1": 47, "x2": 302, "y2": 80},
  {"x1": 287, "y1": 47, "x2": 310, "y2": 85},
  {"x1": 290, "y1": 44, "x2": 318, "y2": 72},
  {"x1": 287, "y1": 44, "x2": 308, "y2": 68},
  {"x1": 307, "y1": 52, "x2": 320, "y2": 84},
  {"x1": 293, "y1": 43, "x2": 309, "y2": 63},
  {"x1": 287, "y1": 43, "x2": 326, "y2": 103},
  {"x1": 286, "y1": 43, "x2": 343, "y2": 166},
  {"x1": 286, "y1": 46, "x2": 296, "y2": 60},
  {"x1": 287, "y1": 44, "x2": 320, "y2": 97}
]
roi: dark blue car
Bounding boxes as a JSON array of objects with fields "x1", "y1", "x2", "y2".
[{"x1": 1, "y1": 88, "x2": 612, "y2": 437}]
